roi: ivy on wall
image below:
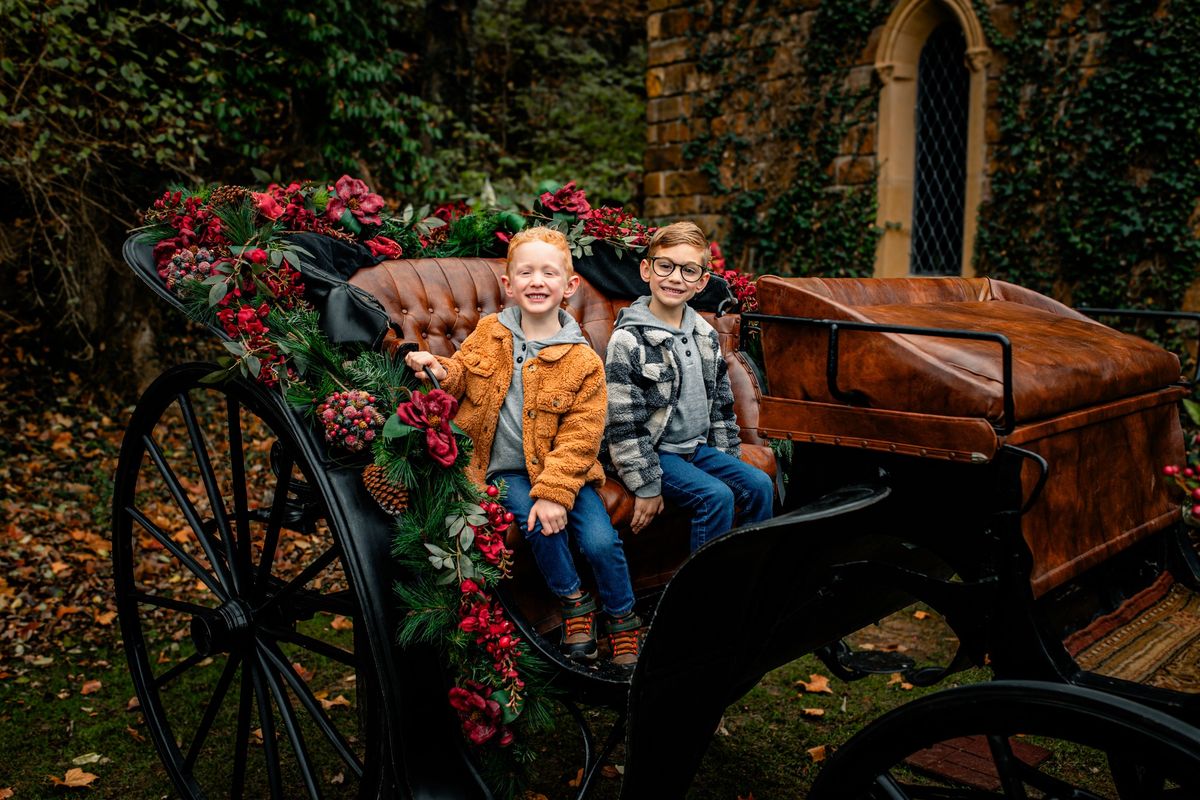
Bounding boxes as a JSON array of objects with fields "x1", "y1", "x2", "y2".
[
  {"x1": 683, "y1": 0, "x2": 889, "y2": 277},
  {"x1": 973, "y1": 0, "x2": 1200, "y2": 312}
]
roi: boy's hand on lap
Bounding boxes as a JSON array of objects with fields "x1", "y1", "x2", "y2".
[
  {"x1": 529, "y1": 499, "x2": 568, "y2": 536},
  {"x1": 631, "y1": 495, "x2": 664, "y2": 534},
  {"x1": 404, "y1": 350, "x2": 447, "y2": 382}
]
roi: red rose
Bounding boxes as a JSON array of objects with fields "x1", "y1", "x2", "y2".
[
  {"x1": 325, "y1": 175, "x2": 385, "y2": 226},
  {"x1": 396, "y1": 389, "x2": 460, "y2": 467},
  {"x1": 538, "y1": 181, "x2": 591, "y2": 215},
  {"x1": 364, "y1": 235, "x2": 403, "y2": 259},
  {"x1": 251, "y1": 192, "x2": 284, "y2": 220}
]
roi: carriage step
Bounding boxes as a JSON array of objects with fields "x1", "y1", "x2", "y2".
[{"x1": 817, "y1": 640, "x2": 915, "y2": 680}]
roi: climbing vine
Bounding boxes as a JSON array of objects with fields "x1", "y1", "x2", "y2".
[
  {"x1": 682, "y1": 0, "x2": 888, "y2": 277},
  {"x1": 973, "y1": 0, "x2": 1200, "y2": 313}
]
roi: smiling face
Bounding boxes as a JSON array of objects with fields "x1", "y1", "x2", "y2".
[
  {"x1": 640, "y1": 242, "x2": 710, "y2": 320},
  {"x1": 502, "y1": 239, "x2": 580, "y2": 322}
]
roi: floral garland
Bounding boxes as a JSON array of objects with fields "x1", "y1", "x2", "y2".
[{"x1": 136, "y1": 176, "x2": 757, "y2": 793}]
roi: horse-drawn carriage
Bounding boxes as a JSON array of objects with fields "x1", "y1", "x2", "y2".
[{"x1": 115, "y1": 233, "x2": 1200, "y2": 799}]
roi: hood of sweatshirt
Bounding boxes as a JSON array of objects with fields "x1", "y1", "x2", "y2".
[
  {"x1": 613, "y1": 296, "x2": 698, "y2": 342},
  {"x1": 497, "y1": 307, "x2": 588, "y2": 351}
]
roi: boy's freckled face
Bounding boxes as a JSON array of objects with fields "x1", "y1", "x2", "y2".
[
  {"x1": 502, "y1": 240, "x2": 579, "y2": 317},
  {"x1": 641, "y1": 243, "x2": 710, "y2": 312}
]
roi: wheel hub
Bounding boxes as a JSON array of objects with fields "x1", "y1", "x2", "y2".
[{"x1": 190, "y1": 599, "x2": 254, "y2": 656}]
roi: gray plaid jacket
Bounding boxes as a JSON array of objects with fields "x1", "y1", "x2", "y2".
[{"x1": 603, "y1": 310, "x2": 741, "y2": 497}]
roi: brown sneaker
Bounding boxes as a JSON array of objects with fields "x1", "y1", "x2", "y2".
[
  {"x1": 560, "y1": 592, "x2": 598, "y2": 662},
  {"x1": 606, "y1": 612, "x2": 642, "y2": 670}
]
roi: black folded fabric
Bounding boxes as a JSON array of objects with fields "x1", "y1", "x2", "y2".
[{"x1": 285, "y1": 233, "x2": 392, "y2": 348}]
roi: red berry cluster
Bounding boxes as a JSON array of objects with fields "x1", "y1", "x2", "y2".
[
  {"x1": 151, "y1": 193, "x2": 228, "y2": 268},
  {"x1": 448, "y1": 682, "x2": 514, "y2": 747},
  {"x1": 315, "y1": 390, "x2": 385, "y2": 452},
  {"x1": 457, "y1": 578, "x2": 524, "y2": 717},
  {"x1": 1163, "y1": 462, "x2": 1200, "y2": 518},
  {"x1": 475, "y1": 485, "x2": 515, "y2": 574},
  {"x1": 158, "y1": 246, "x2": 222, "y2": 293},
  {"x1": 581, "y1": 205, "x2": 653, "y2": 247}
]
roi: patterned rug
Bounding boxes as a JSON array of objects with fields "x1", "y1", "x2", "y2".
[{"x1": 1064, "y1": 571, "x2": 1200, "y2": 693}]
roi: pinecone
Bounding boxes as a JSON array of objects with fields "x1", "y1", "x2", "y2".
[
  {"x1": 209, "y1": 185, "x2": 251, "y2": 208},
  {"x1": 362, "y1": 464, "x2": 409, "y2": 515}
]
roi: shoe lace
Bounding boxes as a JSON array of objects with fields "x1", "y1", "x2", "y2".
[
  {"x1": 564, "y1": 612, "x2": 594, "y2": 640},
  {"x1": 610, "y1": 627, "x2": 639, "y2": 659}
]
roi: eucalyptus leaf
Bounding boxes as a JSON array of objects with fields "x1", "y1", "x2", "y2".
[
  {"x1": 245, "y1": 354, "x2": 261, "y2": 377},
  {"x1": 437, "y1": 571, "x2": 458, "y2": 585},
  {"x1": 460, "y1": 527, "x2": 475, "y2": 551},
  {"x1": 222, "y1": 340, "x2": 245, "y2": 356},
  {"x1": 424, "y1": 542, "x2": 449, "y2": 558},
  {"x1": 465, "y1": 511, "x2": 487, "y2": 527},
  {"x1": 208, "y1": 279, "x2": 228, "y2": 306},
  {"x1": 383, "y1": 416, "x2": 416, "y2": 440}
]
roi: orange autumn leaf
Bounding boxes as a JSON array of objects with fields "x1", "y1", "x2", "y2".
[
  {"x1": 94, "y1": 610, "x2": 117, "y2": 626},
  {"x1": 795, "y1": 673, "x2": 833, "y2": 694},
  {"x1": 81, "y1": 679, "x2": 102, "y2": 695},
  {"x1": 330, "y1": 615, "x2": 354, "y2": 631},
  {"x1": 887, "y1": 673, "x2": 903, "y2": 685},
  {"x1": 802, "y1": 707, "x2": 826, "y2": 717},
  {"x1": 567, "y1": 768, "x2": 584, "y2": 788},
  {"x1": 318, "y1": 694, "x2": 351, "y2": 711},
  {"x1": 55, "y1": 605, "x2": 83, "y2": 619},
  {"x1": 49, "y1": 767, "x2": 98, "y2": 787},
  {"x1": 292, "y1": 662, "x2": 314, "y2": 682},
  {"x1": 126, "y1": 696, "x2": 140, "y2": 711},
  {"x1": 126, "y1": 726, "x2": 145, "y2": 743},
  {"x1": 808, "y1": 744, "x2": 828, "y2": 762},
  {"x1": 913, "y1": 609, "x2": 930, "y2": 620},
  {"x1": 0, "y1": 787, "x2": 13, "y2": 798}
]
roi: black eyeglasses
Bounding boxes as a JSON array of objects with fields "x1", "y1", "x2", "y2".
[{"x1": 650, "y1": 257, "x2": 707, "y2": 283}]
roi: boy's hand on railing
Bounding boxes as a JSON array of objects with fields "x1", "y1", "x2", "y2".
[
  {"x1": 404, "y1": 350, "x2": 448, "y2": 382},
  {"x1": 631, "y1": 495, "x2": 663, "y2": 534},
  {"x1": 529, "y1": 499, "x2": 568, "y2": 536}
]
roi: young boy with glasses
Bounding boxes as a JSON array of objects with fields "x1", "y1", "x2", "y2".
[{"x1": 605, "y1": 221, "x2": 774, "y2": 551}]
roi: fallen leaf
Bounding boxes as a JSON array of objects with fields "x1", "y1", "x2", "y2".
[
  {"x1": 80, "y1": 679, "x2": 101, "y2": 695},
  {"x1": 600, "y1": 764, "x2": 623, "y2": 778},
  {"x1": 900, "y1": 681, "x2": 914, "y2": 691},
  {"x1": 125, "y1": 726, "x2": 144, "y2": 743},
  {"x1": 330, "y1": 615, "x2": 354, "y2": 631},
  {"x1": 887, "y1": 673, "x2": 903, "y2": 685},
  {"x1": 94, "y1": 611, "x2": 117, "y2": 626},
  {"x1": 802, "y1": 708, "x2": 826, "y2": 717},
  {"x1": 125, "y1": 696, "x2": 140, "y2": 711},
  {"x1": 71, "y1": 753, "x2": 102, "y2": 765},
  {"x1": 796, "y1": 673, "x2": 833, "y2": 694},
  {"x1": 567, "y1": 767, "x2": 584, "y2": 788},
  {"x1": 330, "y1": 772, "x2": 344, "y2": 785},
  {"x1": 55, "y1": 605, "x2": 83, "y2": 619},
  {"x1": 0, "y1": 787, "x2": 13, "y2": 798},
  {"x1": 913, "y1": 610, "x2": 930, "y2": 620},
  {"x1": 49, "y1": 561, "x2": 70, "y2": 575},
  {"x1": 48, "y1": 767, "x2": 98, "y2": 787},
  {"x1": 807, "y1": 745, "x2": 827, "y2": 763},
  {"x1": 292, "y1": 662, "x2": 314, "y2": 682},
  {"x1": 318, "y1": 694, "x2": 351, "y2": 711}
]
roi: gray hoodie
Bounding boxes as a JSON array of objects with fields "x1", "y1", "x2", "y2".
[
  {"x1": 487, "y1": 307, "x2": 589, "y2": 478},
  {"x1": 613, "y1": 298, "x2": 710, "y2": 457}
]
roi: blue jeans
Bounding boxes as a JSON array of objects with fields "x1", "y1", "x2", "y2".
[
  {"x1": 659, "y1": 445, "x2": 774, "y2": 552},
  {"x1": 496, "y1": 473, "x2": 635, "y2": 618}
]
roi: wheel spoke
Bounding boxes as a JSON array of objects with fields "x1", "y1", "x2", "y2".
[
  {"x1": 986, "y1": 735, "x2": 1028, "y2": 799},
  {"x1": 155, "y1": 650, "x2": 207, "y2": 688},
  {"x1": 184, "y1": 652, "x2": 242, "y2": 770},
  {"x1": 127, "y1": 507, "x2": 226, "y2": 600},
  {"x1": 1110, "y1": 753, "x2": 1167, "y2": 800},
  {"x1": 230, "y1": 663, "x2": 253, "y2": 800},
  {"x1": 226, "y1": 397, "x2": 254, "y2": 588},
  {"x1": 131, "y1": 591, "x2": 213, "y2": 616},
  {"x1": 143, "y1": 433, "x2": 236, "y2": 594},
  {"x1": 261, "y1": 626, "x2": 356, "y2": 667},
  {"x1": 874, "y1": 772, "x2": 912, "y2": 800},
  {"x1": 178, "y1": 392, "x2": 244, "y2": 595},
  {"x1": 259, "y1": 640, "x2": 364, "y2": 777},
  {"x1": 256, "y1": 546, "x2": 340, "y2": 617},
  {"x1": 249, "y1": 657, "x2": 285, "y2": 800},
  {"x1": 255, "y1": 450, "x2": 294, "y2": 600},
  {"x1": 257, "y1": 650, "x2": 323, "y2": 800}
]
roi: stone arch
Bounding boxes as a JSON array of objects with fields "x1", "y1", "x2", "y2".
[{"x1": 873, "y1": 0, "x2": 990, "y2": 277}]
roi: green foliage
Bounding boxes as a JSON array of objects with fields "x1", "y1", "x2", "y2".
[
  {"x1": 683, "y1": 0, "x2": 886, "y2": 276},
  {"x1": 973, "y1": 0, "x2": 1200, "y2": 311}
]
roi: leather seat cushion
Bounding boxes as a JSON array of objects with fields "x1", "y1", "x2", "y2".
[{"x1": 758, "y1": 276, "x2": 1181, "y2": 424}]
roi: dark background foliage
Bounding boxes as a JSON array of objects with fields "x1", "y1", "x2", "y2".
[{"x1": 0, "y1": 0, "x2": 646, "y2": 393}]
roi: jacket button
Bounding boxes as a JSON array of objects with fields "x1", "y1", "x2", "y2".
[
  {"x1": 528, "y1": 410, "x2": 536, "y2": 418},
  {"x1": 531, "y1": 457, "x2": 539, "y2": 465},
  {"x1": 553, "y1": 399, "x2": 560, "y2": 407},
  {"x1": 529, "y1": 364, "x2": 536, "y2": 372}
]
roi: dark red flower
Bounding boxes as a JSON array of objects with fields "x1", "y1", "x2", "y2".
[
  {"x1": 251, "y1": 192, "x2": 284, "y2": 220},
  {"x1": 396, "y1": 389, "x2": 460, "y2": 467},
  {"x1": 325, "y1": 175, "x2": 385, "y2": 226},
  {"x1": 364, "y1": 236, "x2": 403, "y2": 259},
  {"x1": 538, "y1": 181, "x2": 590, "y2": 215}
]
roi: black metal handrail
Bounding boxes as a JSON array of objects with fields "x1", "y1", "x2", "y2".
[
  {"x1": 1076, "y1": 308, "x2": 1200, "y2": 385},
  {"x1": 743, "y1": 312, "x2": 1015, "y2": 435}
]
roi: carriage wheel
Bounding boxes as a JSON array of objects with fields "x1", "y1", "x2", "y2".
[
  {"x1": 113, "y1": 363, "x2": 383, "y2": 799},
  {"x1": 807, "y1": 680, "x2": 1200, "y2": 799}
]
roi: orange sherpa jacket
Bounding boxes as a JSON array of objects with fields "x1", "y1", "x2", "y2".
[{"x1": 435, "y1": 314, "x2": 607, "y2": 508}]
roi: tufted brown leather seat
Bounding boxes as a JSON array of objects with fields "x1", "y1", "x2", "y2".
[{"x1": 349, "y1": 257, "x2": 776, "y2": 627}]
